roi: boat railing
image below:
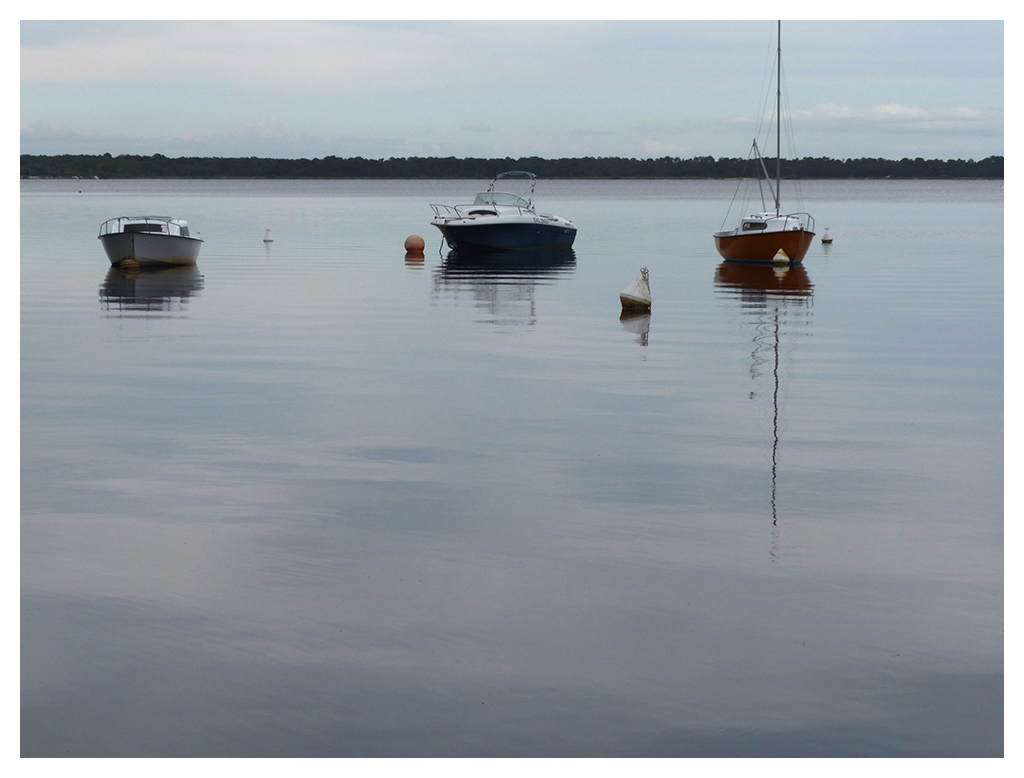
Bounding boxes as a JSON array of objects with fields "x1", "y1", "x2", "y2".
[
  {"x1": 430, "y1": 202, "x2": 533, "y2": 220},
  {"x1": 99, "y1": 216, "x2": 178, "y2": 237},
  {"x1": 430, "y1": 203, "x2": 465, "y2": 219},
  {"x1": 429, "y1": 204, "x2": 450, "y2": 218},
  {"x1": 782, "y1": 212, "x2": 815, "y2": 233}
]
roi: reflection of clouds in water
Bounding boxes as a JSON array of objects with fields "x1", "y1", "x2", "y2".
[
  {"x1": 21, "y1": 556, "x2": 1004, "y2": 756},
  {"x1": 21, "y1": 511, "x2": 260, "y2": 608},
  {"x1": 99, "y1": 265, "x2": 205, "y2": 315},
  {"x1": 21, "y1": 179, "x2": 1003, "y2": 758}
]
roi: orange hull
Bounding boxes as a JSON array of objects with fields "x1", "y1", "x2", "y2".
[{"x1": 714, "y1": 229, "x2": 815, "y2": 263}]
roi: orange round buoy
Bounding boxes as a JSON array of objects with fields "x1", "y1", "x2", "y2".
[{"x1": 404, "y1": 234, "x2": 425, "y2": 253}]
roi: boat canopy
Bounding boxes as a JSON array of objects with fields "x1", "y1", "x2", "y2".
[{"x1": 481, "y1": 171, "x2": 538, "y2": 208}]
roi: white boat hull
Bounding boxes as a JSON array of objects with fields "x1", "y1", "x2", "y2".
[{"x1": 99, "y1": 231, "x2": 202, "y2": 266}]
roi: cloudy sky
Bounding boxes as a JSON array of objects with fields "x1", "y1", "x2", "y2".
[{"x1": 20, "y1": 14, "x2": 1005, "y2": 161}]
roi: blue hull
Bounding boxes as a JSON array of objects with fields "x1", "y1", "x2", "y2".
[
  {"x1": 441, "y1": 246, "x2": 577, "y2": 275},
  {"x1": 437, "y1": 221, "x2": 577, "y2": 252}
]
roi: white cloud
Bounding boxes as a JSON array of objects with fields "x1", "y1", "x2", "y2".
[
  {"x1": 641, "y1": 139, "x2": 686, "y2": 156},
  {"x1": 20, "y1": 21, "x2": 453, "y2": 95},
  {"x1": 20, "y1": 119, "x2": 155, "y2": 154},
  {"x1": 20, "y1": 21, "x2": 1003, "y2": 160},
  {"x1": 801, "y1": 103, "x2": 987, "y2": 125},
  {"x1": 723, "y1": 102, "x2": 997, "y2": 143}
]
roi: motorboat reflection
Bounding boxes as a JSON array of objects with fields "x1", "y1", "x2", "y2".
[
  {"x1": 432, "y1": 246, "x2": 576, "y2": 326},
  {"x1": 714, "y1": 261, "x2": 813, "y2": 550},
  {"x1": 99, "y1": 265, "x2": 205, "y2": 315}
]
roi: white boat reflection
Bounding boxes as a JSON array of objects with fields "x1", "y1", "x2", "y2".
[
  {"x1": 432, "y1": 247, "x2": 576, "y2": 327},
  {"x1": 714, "y1": 261, "x2": 813, "y2": 555},
  {"x1": 99, "y1": 265, "x2": 205, "y2": 315}
]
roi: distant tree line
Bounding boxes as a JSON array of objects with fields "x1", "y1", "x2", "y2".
[{"x1": 20, "y1": 153, "x2": 1004, "y2": 180}]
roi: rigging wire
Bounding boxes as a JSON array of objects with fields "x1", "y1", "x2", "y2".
[
  {"x1": 722, "y1": 21, "x2": 809, "y2": 228},
  {"x1": 778, "y1": 52, "x2": 808, "y2": 214}
]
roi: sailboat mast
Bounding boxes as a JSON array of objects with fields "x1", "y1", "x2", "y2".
[{"x1": 775, "y1": 20, "x2": 781, "y2": 216}]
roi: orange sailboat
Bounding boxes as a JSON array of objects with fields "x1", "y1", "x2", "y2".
[{"x1": 714, "y1": 21, "x2": 815, "y2": 264}]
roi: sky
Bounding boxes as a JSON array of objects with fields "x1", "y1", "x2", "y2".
[{"x1": 19, "y1": 12, "x2": 1006, "y2": 162}]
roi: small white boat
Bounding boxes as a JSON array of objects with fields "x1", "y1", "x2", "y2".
[
  {"x1": 430, "y1": 171, "x2": 577, "y2": 252},
  {"x1": 620, "y1": 267, "x2": 651, "y2": 311},
  {"x1": 98, "y1": 216, "x2": 203, "y2": 267}
]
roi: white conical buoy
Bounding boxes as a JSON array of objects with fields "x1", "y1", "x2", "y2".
[
  {"x1": 264, "y1": 229, "x2": 274, "y2": 243},
  {"x1": 772, "y1": 249, "x2": 790, "y2": 265},
  {"x1": 821, "y1": 227, "x2": 833, "y2": 244},
  {"x1": 620, "y1": 267, "x2": 651, "y2": 311}
]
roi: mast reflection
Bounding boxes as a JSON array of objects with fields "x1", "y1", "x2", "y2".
[
  {"x1": 432, "y1": 247, "x2": 576, "y2": 326},
  {"x1": 99, "y1": 265, "x2": 205, "y2": 316},
  {"x1": 714, "y1": 262, "x2": 813, "y2": 550}
]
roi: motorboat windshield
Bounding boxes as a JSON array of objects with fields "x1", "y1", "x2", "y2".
[
  {"x1": 473, "y1": 191, "x2": 531, "y2": 209},
  {"x1": 481, "y1": 171, "x2": 537, "y2": 209},
  {"x1": 99, "y1": 216, "x2": 195, "y2": 238}
]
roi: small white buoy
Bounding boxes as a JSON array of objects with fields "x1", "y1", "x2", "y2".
[
  {"x1": 772, "y1": 249, "x2": 790, "y2": 265},
  {"x1": 821, "y1": 227, "x2": 833, "y2": 244},
  {"x1": 620, "y1": 267, "x2": 651, "y2": 311},
  {"x1": 264, "y1": 229, "x2": 274, "y2": 243}
]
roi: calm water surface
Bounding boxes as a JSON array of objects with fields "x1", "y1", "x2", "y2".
[{"x1": 20, "y1": 178, "x2": 1003, "y2": 756}]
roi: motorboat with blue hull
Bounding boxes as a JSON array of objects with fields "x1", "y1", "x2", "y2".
[
  {"x1": 98, "y1": 216, "x2": 203, "y2": 267},
  {"x1": 430, "y1": 172, "x2": 577, "y2": 252}
]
